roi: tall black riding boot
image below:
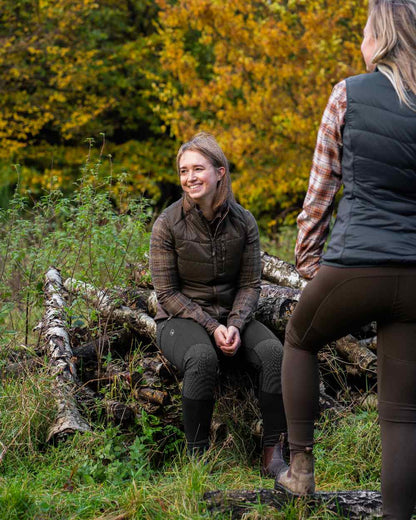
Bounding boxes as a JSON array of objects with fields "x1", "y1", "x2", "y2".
[{"x1": 182, "y1": 396, "x2": 214, "y2": 456}]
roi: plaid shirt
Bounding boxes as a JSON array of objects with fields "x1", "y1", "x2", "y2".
[{"x1": 295, "y1": 80, "x2": 347, "y2": 279}]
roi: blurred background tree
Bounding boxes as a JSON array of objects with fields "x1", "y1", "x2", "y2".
[
  {"x1": 0, "y1": 0, "x2": 367, "y2": 230},
  {"x1": 0, "y1": 0, "x2": 176, "y2": 206},
  {"x1": 152, "y1": 0, "x2": 367, "y2": 229}
]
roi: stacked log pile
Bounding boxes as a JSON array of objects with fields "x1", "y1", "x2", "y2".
[
  {"x1": 36, "y1": 252, "x2": 378, "y2": 445},
  {"x1": 29, "y1": 254, "x2": 385, "y2": 517}
]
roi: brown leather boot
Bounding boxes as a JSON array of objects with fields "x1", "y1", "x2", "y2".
[
  {"x1": 274, "y1": 447, "x2": 315, "y2": 495},
  {"x1": 261, "y1": 435, "x2": 288, "y2": 478}
]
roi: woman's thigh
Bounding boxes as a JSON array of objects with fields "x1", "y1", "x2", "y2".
[
  {"x1": 378, "y1": 321, "x2": 416, "y2": 421},
  {"x1": 241, "y1": 319, "x2": 282, "y2": 363},
  {"x1": 156, "y1": 318, "x2": 215, "y2": 372},
  {"x1": 241, "y1": 319, "x2": 279, "y2": 347},
  {"x1": 285, "y1": 265, "x2": 398, "y2": 353},
  {"x1": 378, "y1": 268, "x2": 416, "y2": 412},
  {"x1": 241, "y1": 319, "x2": 283, "y2": 394}
]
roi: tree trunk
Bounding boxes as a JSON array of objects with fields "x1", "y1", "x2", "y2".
[
  {"x1": 64, "y1": 278, "x2": 157, "y2": 341},
  {"x1": 255, "y1": 282, "x2": 300, "y2": 336},
  {"x1": 335, "y1": 335, "x2": 377, "y2": 374}
]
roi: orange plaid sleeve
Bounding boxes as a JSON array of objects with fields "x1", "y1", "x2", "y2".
[{"x1": 295, "y1": 80, "x2": 347, "y2": 279}]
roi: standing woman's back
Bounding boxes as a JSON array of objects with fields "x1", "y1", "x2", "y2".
[
  {"x1": 276, "y1": 2, "x2": 416, "y2": 518},
  {"x1": 323, "y1": 70, "x2": 416, "y2": 266}
]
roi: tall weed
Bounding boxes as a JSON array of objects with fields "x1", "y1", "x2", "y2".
[
  {"x1": 0, "y1": 149, "x2": 150, "y2": 348},
  {"x1": 0, "y1": 365, "x2": 55, "y2": 469}
]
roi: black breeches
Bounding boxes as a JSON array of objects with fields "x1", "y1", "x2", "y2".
[{"x1": 157, "y1": 318, "x2": 286, "y2": 447}]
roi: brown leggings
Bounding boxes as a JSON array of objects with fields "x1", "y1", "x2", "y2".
[{"x1": 283, "y1": 265, "x2": 416, "y2": 520}]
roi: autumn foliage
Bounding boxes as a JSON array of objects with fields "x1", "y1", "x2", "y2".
[{"x1": 0, "y1": 0, "x2": 367, "y2": 229}]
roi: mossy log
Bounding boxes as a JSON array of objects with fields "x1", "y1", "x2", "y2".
[{"x1": 203, "y1": 488, "x2": 397, "y2": 519}]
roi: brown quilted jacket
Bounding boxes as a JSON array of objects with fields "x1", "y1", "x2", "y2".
[{"x1": 149, "y1": 196, "x2": 261, "y2": 335}]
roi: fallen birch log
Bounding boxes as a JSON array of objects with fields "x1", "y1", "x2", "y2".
[
  {"x1": 260, "y1": 251, "x2": 307, "y2": 290},
  {"x1": 335, "y1": 335, "x2": 377, "y2": 374},
  {"x1": 121, "y1": 280, "x2": 300, "y2": 337},
  {"x1": 256, "y1": 283, "x2": 377, "y2": 378},
  {"x1": 104, "y1": 399, "x2": 136, "y2": 427},
  {"x1": 64, "y1": 278, "x2": 157, "y2": 341},
  {"x1": 255, "y1": 282, "x2": 300, "y2": 336},
  {"x1": 41, "y1": 267, "x2": 91, "y2": 441},
  {"x1": 128, "y1": 251, "x2": 307, "y2": 291},
  {"x1": 72, "y1": 329, "x2": 134, "y2": 364}
]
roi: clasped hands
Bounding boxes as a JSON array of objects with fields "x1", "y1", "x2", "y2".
[{"x1": 213, "y1": 324, "x2": 241, "y2": 356}]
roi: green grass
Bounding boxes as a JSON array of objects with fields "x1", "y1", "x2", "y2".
[
  {"x1": 0, "y1": 365, "x2": 382, "y2": 519},
  {"x1": 315, "y1": 409, "x2": 381, "y2": 491}
]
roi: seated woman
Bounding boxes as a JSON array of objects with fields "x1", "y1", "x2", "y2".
[{"x1": 150, "y1": 132, "x2": 287, "y2": 476}]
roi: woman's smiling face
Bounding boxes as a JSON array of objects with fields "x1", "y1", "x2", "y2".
[{"x1": 179, "y1": 150, "x2": 224, "y2": 209}]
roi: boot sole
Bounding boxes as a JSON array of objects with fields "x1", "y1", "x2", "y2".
[{"x1": 274, "y1": 482, "x2": 315, "y2": 497}]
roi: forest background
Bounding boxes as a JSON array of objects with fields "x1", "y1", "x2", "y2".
[
  {"x1": 1, "y1": 0, "x2": 368, "y2": 230},
  {"x1": 0, "y1": 2, "x2": 384, "y2": 519}
]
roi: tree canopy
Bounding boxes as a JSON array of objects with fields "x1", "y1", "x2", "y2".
[{"x1": 0, "y1": 0, "x2": 367, "y2": 228}]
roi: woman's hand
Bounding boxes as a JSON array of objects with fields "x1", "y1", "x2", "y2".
[
  {"x1": 214, "y1": 325, "x2": 241, "y2": 356},
  {"x1": 213, "y1": 324, "x2": 229, "y2": 350}
]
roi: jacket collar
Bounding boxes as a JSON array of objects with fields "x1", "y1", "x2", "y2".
[{"x1": 182, "y1": 193, "x2": 229, "y2": 220}]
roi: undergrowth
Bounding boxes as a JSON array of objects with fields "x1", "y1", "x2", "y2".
[
  {"x1": 0, "y1": 390, "x2": 382, "y2": 519},
  {"x1": 0, "y1": 145, "x2": 384, "y2": 519},
  {"x1": 0, "y1": 144, "x2": 150, "y2": 349}
]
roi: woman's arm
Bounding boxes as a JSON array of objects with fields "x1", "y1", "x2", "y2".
[
  {"x1": 227, "y1": 211, "x2": 261, "y2": 332},
  {"x1": 150, "y1": 213, "x2": 220, "y2": 335},
  {"x1": 295, "y1": 80, "x2": 347, "y2": 279}
]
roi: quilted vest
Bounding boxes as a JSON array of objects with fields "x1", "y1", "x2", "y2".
[
  {"x1": 323, "y1": 71, "x2": 416, "y2": 267},
  {"x1": 158, "y1": 198, "x2": 252, "y2": 319}
]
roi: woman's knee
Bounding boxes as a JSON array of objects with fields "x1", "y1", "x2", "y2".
[
  {"x1": 254, "y1": 338, "x2": 283, "y2": 363},
  {"x1": 183, "y1": 343, "x2": 218, "y2": 371},
  {"x1": 284, "y1": 318, "x2": 323, "y2": 354},
  {"x1": 253, "y1": 338, "x2": 283, "y2": 394}
]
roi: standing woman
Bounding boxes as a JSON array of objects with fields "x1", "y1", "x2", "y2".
[
  {"x1": 150, "y1": 132, "x2": 287, "y2": 476},
  {"x1": 276, "y1": 1, "x2": 416, "y2": 518}
]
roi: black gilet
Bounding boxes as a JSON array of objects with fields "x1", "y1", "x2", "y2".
[{"x1": 323, "y1": 71, "x2": 416, "y2": 267}]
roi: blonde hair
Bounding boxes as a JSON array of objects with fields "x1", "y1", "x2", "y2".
[
  {"x1": 176, "y1": 132, "x2": 234, "y2": 213},
  {"x1": 368, "y1": 0, "x2": 416, "y2": 109}
]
